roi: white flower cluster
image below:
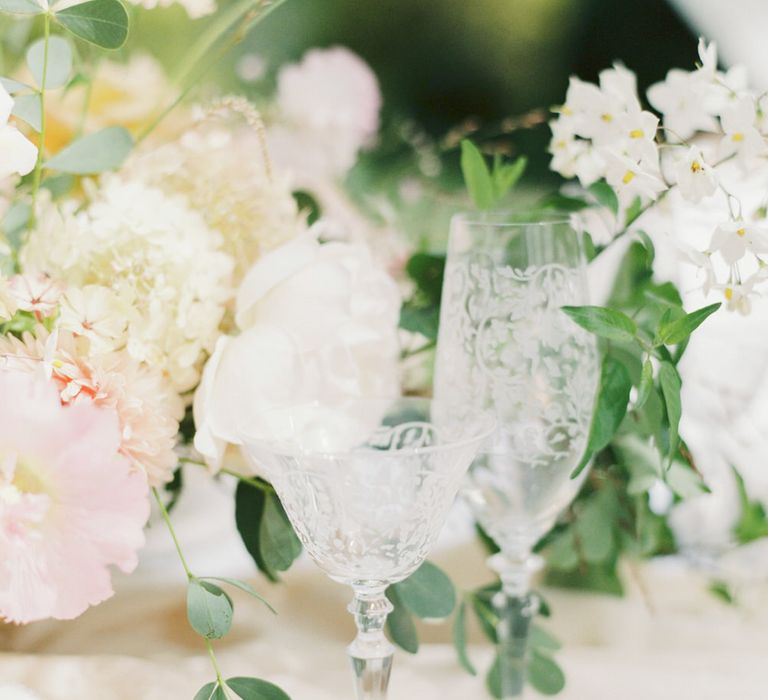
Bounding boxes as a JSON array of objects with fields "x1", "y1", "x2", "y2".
[
  {"x1": 550, "y1": 40, "x2": 768, "y2": 313},
  {"x1": 21, "y1": 178, "x2": 234, "y2": 392}
]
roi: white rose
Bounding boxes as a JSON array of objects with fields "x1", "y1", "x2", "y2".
[{"x1": 193, "y1": 228, "x2": 401, "y2": 470}]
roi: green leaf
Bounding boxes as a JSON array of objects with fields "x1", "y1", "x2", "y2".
[
  {"x1": 546, "y1": 529, "x2": 579, "y2": 571},
  {"x1": 658, "y1": 361, "x2": 682, "y2": 461},
  {"x1": 45, "y1": 126, "x2": 133, "y2": 174},
  {"x1": 625, "y1": 196, "x2": 643, "y2": 226},
  {"x1": 393, "y1": 561, "x2": 456, "y2": 619},
  {"x1": 385, "y1": 587, "x2": 419, "y2": 654},
  {"x1": 235, "y1": 482, "x2": 278, "y2": 581},
  {"x1": 709, "y1": 580, "x2": 736, "y2": 605},
  {"x1": 11, "y1": 94, "x2": 41, "y2": 132},
  {"x1": 530, "y1": 624, "x2": 561, "y2": 652},
  {"x1": 406, "y1": 253, "x2": 445, "y2": 305},
  {"x1": 461, "y1": 140, "x2": 495, "y2": 210},
  {"x1": 2, "y1": 201, "x2": 31, "y2": 252},
  {"x1": 226, "y1": 677, "x2": 291, "y2": 700},
  {"x1": 0, "y1": 77, "x2": 32, "y2": 93},
  {"x1": 259, "y1": 492, "x2": 302, "y2": 574},
  {"x1": 635, "y1": 229, "x2": 655, "y2": 266},
  {"x1": 539, "y1": 192, "x2": 589, "y2": 212},
  {"x1": 528, "y1": 651, "x2": 566, "y2": 695},
  {"x1": 656, "y1": 302, "x2": 721, "y2": 346},
  {"x1": 470, "y1": 587, "x2": 499, "y2": 643},
  {"x1": 202, "y1": 577, "x2": 277, "y2": 614},
  {"x1": 732, "y1": 466, "x2": 768, "y2": 544},
  {"x1": 399, "y1": 302, "x2": 439, "y2": 340},
  {"x1": 54, "y1": 0, "x2": 129, "y2": 49},
  {"x1": 0, "y1": 0, "x2": 44, "y2": 14},
  {"x1": 452, "y1": 600, "x2": 477, "y2": 676},
  {"x1": 492, "y1": 155, "x2": 527, "y2": 201},
  {"x1": 573, "y1": 356, "x2": 632, "y2": 478},
  {"x1": 561, "y1": 305, "x2": 637, "y2": 343},
  {"x1": 187, "y1": 579, "x2": 233, "y2": 640},
  {"x1": 27, "y1": 36, "x2": 72, "y2": 90},
  {"x1": 636, "y1": 358, "x2": 654, "y2": 410},
  {"x1": 193, "y1": 683, "x2": 228, "y2": 700},
  {"x1": 574, "y1": 489, "x2": 618, "y2": 564},
  {"x1": 665, "y1": 460, "x2": 708, "y2": 499},
  {"x1": 588, "y1": 180, "x2": 619, "y2": 215},
  {"x1": 292, "y1": 190, "x2": 321, "y2": 226}
]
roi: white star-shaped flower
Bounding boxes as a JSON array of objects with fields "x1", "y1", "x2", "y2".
[
  {"x1": 674, "y1": 146, "x2": 719, "y2": 204},
  {"x1": 709, "y1": 221, "x2": 768, "y2": 265}
]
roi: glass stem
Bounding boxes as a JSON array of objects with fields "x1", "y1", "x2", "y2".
[
  {"x1": 347, "y1": 585, "x2": 395, "y2": 700},
  {"x1": 489, "y1": 553, "x2": 544, "y2": 698}
]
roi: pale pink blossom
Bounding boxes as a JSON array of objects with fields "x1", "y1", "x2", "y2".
[
  {"x1": 0, "y1": 369, "x2": 149, "y2": 624},
  {"x1": 7, "y1": 273, "x2": 62, "y2": 319},
  {"x1": 0, "y1": 330, "x2": 182, "y2": 486}
]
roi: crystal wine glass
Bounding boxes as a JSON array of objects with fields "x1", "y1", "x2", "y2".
[
  {"x1": 241, "y1": 397, "x2": 494, "y2": 700},
  {"x1": 434, "y1": 213, "x2": 599, "y2": 696}
]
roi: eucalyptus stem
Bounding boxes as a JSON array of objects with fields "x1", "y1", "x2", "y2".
[
  {"x1": 151, "y1": 486, "x2": 232, "y2": 698},
  {"x1": 178, "y1": 457, "x2": 275, "y2": 493},
  {"x1": 29, "y1": 11, "x2": 51, "y2": 229},
  {"x1": 152, "y1": 486, "x2": 193, "y2": 579}
]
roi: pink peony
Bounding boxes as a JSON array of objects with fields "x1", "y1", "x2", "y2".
[
  {"x1": 0, "y1": 369, "x2": 149, "y2": 624},
  {"x1": 0, "y1": 329, "x2": 182, "y2": 486}
]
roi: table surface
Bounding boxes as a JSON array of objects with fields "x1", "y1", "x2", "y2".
[{"x1": 2, "y1": 472, "x2": 767, "y2": 700}]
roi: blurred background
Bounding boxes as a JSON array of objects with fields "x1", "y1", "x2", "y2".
[{"x1": 128, "y1": 0, "x2": 699, "y2": 184}]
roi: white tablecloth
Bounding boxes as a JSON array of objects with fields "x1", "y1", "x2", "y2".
[{"x1": 2, "y1": 539, "x2": 766, "y2": 700}]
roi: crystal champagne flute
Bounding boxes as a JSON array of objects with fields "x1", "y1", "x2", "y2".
[{"x1": 434, "y1": 213, "x2": 599, "y2": 696}]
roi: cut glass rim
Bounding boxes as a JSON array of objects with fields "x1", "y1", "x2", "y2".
[{"x1": 239, "y1": 397, "x2": 496, "y2": 460}]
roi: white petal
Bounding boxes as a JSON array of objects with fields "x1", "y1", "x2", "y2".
[
  {"x1": 0, "y1": 126, "x2": 38, "y2": 178},
  {"x1": 0, "y1": 84, "x2": 13, "y2": 125}
]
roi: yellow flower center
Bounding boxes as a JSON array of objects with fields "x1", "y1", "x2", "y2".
[
  {"x1": 561, "y1": 106, "x2": 573, "y2": 116},
  {"x1": 601, "y1": 113, "x2": 613, "y2": 123},
  {"x1": 629, "y1": 129, "x2": 644, "y2": 138},
  {"x1": 11, "y1": 460, "x2": 46, "y2": 495},
  {"x1": 622, "y1": 170, "x2": 636, "y2": 185},
  {"x1": 737, "y1": 227, "x2": 746, "y2": 237},
  {"x1": 690, "y1": 160, "x2": 702, "y2": 173},
  {"x1": 725, "y1": 287, "x2": 734, "y2": 300},
  {"x1": 733, "y1": 132, "x2": 745, "y2": 142}
]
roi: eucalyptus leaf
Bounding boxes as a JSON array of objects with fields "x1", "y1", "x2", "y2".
[
  {"x1": 226, "y1": 677, "x2": 291, "y2": 700},
  {"x1": 258, "y1": 492, "x2": 302, "y2": 574},
  {"x1": 54, "y1": 0, "x2": 129, "y2": 50},
  {"x1": 656, "y1": 302, "x2": 721, "y2": 346},
  {"x1": 546, "y1": 529, "x2": 579, "y2": 571},
  {"x1": 27, "y1": 36, "x2": 73, "y2": 90},
  {"x1": 452, "y1": 600, "x2": 477, "y2": 676},
  {"x1": 11, "y1": 93, "x2": 41, "y2": 131},
  {"x1": 561, "y1": 305, "x2": 637, "y2": 343},
  {"x1": 2, "y1": 201, "x2": 31, "y2": 252},
  {"x1": 45, "y1": 126, "x2": 133, "y2": 174},
  {"x1": 530, "y1": 624, "x2": 561, "y2": 652},
  {"x1": 528, "y1": 651, "x2": 566, "y2": 695},
  {"x1": 393, "y1": 560, "x2": 456, "y2": 619},
  {"x1": 202, "y1": 577, "x2": 277, "y2": 614},
  {"x1": 658, "y1": 361, "x2": 682, "y2": 461},
  {"x1": 665, "y1": 460, "x2": 707, "y2": 499},
  {"x1": 461, "y1": 140, "x2": 495, "y2": 210},
  {"x1": 574, "y1": 489, "x2": 618, "y2": 564},
  {"x1": 0, "y1": 0, "x2": 44, "y2": 14},
  {"x1": 187, "y1": 579, "x2": 234, "y2": 640},
  {"x1": 0, "y1": 76, "x2": 32, "y2": 93},
  {"x1": 193, "y1": 682, "x2": 228, "y2": 700},
  {"x1": 385, "y1": 586, "x2": 419, "y2": 654}
]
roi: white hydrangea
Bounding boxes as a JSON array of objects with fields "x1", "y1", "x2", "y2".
[
  {"x1": 21, "y1": 179, "x2": 234, "y2": 392},
  {"x1": 125, "y1": 115, "x2": 303, "y2": 286}
]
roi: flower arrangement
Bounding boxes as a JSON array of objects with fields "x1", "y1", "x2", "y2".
[{"x1": 1, "y1": 0, "x2": 766, "y2": 697}]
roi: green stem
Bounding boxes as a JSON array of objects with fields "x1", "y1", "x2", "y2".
[
  {"x1": 29, "y1": 11, "x2": 51, "y2": 230},
  {"x1": 152, "y1": 486, "x2": 193, "y2": 579},
  {"x1": 136, "y1": 0, "x2": 287, "y2": 146},
  {"x1": 152, "y1": 487, "x2": 232, "y2": 697},
  {"x1": 179, "y1": 457, "x2": 275, "y2": 494}
]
